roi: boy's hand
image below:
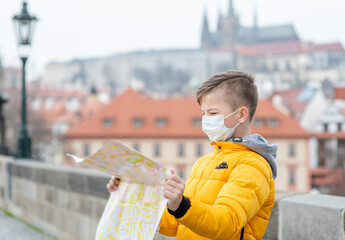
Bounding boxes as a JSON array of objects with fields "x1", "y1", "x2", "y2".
[
  {"x1": 164, "y1": 169, "x2": 185, "y2": 211},
  {"x1": 106, "y1": 176, "x2": 121, "y2": 193}
]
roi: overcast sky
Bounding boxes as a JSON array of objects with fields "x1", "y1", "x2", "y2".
[{"x1": 1, "y1": 0, "x2": 345, "y2": 79}]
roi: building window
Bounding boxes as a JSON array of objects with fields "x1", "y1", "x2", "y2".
[
  {"x1": 261, "y1": 64, "x2": 268, "y2": 72},
  {"x1": 196, "y1": 143, "x2": 203, "y2": 157},
  {"x1": 133, "y1": 117, "x2": 144, "y2": 128},
  {"x1": 156, "y1": 118, "x2": 167, "y2": 128},
  {"x1": 83, "y1": 143, "x2": 90, "y2": 157},
  {"x1": 289, "y1": 168, "x2": 296, "y2": 185},
  {"x1": 273, "y1": 63, "x2": 279, "y2": 72},
  {"x1": 177, "y1": 143, "x2": 185, "y2": 157},
  {"x1": 75, "y1": 111, "x2": 81, "y2": 118},
  {"x1": 253, "y1": 118, "x2": 263, "y2": 128},
  {"x1": 102, "y1": 118, "x2": 114, "y2": 128},
  {"x1": 132, "y1": 143, "x2": 140, "y2": 152},
  {"x1": 193, "y1": 118, "x2": 201, "y2": 127},
  {"x1": 286, "y1": 62, "x2": 292, "y2": 71},
  {"x1": 267, "y1": 118, "x2": 279, "y2": 128},
  {"x1": 337, "y1": 122, "x2": 342, "y2": 132},
  {"x1": 288, "y1": 143, "x2": 296, "y2": 157},
  {"x1": 154, "y1": 143, "x2": 161, "y2": 157},
  {"x1": 323, "y1": 123, "x2": 328, "y2": 132}
]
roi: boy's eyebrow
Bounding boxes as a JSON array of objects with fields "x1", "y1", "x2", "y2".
[{"x1": 202, "y1": 108, "x2": 219, "y2": 112}]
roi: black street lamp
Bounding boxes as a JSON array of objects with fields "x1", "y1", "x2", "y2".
[
  {"x1": 12, "y1": 1, "x2": 38, "y2": 158},
  {"x1": 0, "y1": 94, "x2": 8, "y2": 155}
]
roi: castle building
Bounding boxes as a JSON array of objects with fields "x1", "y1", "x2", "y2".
[{"x1": 201, "y1": 0, "x2": 300, "y2": 50}]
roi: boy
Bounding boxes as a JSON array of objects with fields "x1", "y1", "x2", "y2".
[{"x1": 107, "y1": 70, "x2": 277, "y2": 240}]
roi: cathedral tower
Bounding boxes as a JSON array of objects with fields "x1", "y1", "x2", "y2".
[
  {"x1": 201, "y1": 9, "x2": 213, "y2": 49},
  {"x1": 217, "y1": 0, "x2": 239, "y2": 50}
]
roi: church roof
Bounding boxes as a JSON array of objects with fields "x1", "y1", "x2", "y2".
[{"x1": 238, "y1": 24, "x2": 299, "y2": 44}]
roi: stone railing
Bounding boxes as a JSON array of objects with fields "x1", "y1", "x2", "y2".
[
  {"x1": 0, "y1": 156, "x2": 109, "y2": 240},
  {"x1": 0, "y1": 156, "x2": 344, "y2": 240}
]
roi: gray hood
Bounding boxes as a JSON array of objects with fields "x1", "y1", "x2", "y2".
[{"x1": 229, "y1": 134, "x2": 278, "y2": 179}]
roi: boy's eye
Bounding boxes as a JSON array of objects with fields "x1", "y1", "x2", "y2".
[{"x1": 210, "y1": 112, "x2": 218, "y2": 115}]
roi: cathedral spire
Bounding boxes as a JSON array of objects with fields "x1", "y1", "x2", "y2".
[
  {"x1": 217, "y1": 9, "x2": 222, "y2": 31},
  {"x1": 201, "y1": 8, "x2": 211, "y2": 49},
  {"x1": 202, "y1": 8, "x2": 209, "y2": 31},
  {"x1": 201, "y1": 8, "x2": 210, "y2": 39},
  {"x1": 253, "y1": 4, "x2": 258, "y2": 29},
  {"x1": 228, "y1": 0, "x2": 235, "y2": 17}
]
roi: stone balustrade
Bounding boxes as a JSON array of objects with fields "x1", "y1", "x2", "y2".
[{"x1": 0, "y1": 156, "x2": 344, "y2": 240}]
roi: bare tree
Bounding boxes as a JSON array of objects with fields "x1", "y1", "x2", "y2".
[{"x1": 5, "y1": 89, "x2": 52, "y2": 160}]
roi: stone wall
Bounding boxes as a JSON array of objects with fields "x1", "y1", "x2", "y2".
[
  {"x1": 0, "y1": 156, "x2": 109, "y2": 240},
  {"x1": 1, "y1": 156, "x2": 344, "y2": 240}
]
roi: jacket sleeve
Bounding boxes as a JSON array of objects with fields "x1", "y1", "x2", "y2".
[
  {"x1": 176, "y1": 157, "x2": 272, "y2": 240},
  {"x1": 159, "y1": 207, "x2": 179, "y2": 236},
  {"x1": 159, "y1": 155, "x2": 208, "y2": 236}
]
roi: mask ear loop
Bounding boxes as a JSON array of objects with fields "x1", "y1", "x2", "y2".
[
  {"x1": 224, "y1": 108, "x2": 241, "y2": 120},
  {"x1": 233, "y1": 122, "x2": 241, "y2": 129}
]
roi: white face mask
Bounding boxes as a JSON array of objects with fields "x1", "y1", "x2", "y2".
[{"x1": 202, "y1": 109, "x2": 240, "y2": 142}]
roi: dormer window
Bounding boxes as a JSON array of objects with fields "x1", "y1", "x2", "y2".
[
  {"x1": 102, "y1": 118, "x2": 114, "y2": 128},
  {"x1": 156, "y1": 118, "x2": 167, "y2": 128},
  {"x1": 267, "y1": 118, "x2": 279, "y2": 128},
  {"x1": 133, "y1": 117, "x2": 144, "y2": 128},
  {"x1": 193, "y1": 118, "x2": 201, "y2": 127},
  {"x1": 253, "y1": 118, "x2": 263, "y2": 128}
]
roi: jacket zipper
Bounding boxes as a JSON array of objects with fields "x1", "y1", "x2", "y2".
[{"x1": 217, "y1": 145, "x2": 221, "y2": 154}]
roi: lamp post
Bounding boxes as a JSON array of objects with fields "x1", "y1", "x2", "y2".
[{"x1": 12, "y1": 1, "x2": 37, "y2": 158}]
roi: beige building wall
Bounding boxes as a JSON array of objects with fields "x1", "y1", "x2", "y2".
[
  {"x1": 270, "y1": 138, "x2": 310, "y2": 193},
  {"x1": 67, "y1": 137, "x2": 310, "y2": 192},
  {"x1": 68, "y1": 137, "x2": 213, "y2": 180}
]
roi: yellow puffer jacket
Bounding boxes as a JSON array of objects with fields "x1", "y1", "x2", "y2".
[{"x1": 159, "y1": 141, "x2": 275, "y2": 240}]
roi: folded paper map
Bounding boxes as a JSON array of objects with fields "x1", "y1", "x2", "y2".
[{"x1": 67, "y1": 140, "x2": 168, "y2": 240}]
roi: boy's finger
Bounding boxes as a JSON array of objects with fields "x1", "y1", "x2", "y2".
[
  {"x1": 111, "y1": 183, "x2": 119, "y2": 189},
  {"x1": 106, "y1": 183, "x2": 113, "y2": 192},
  {"x1": 164, "y1": 189, "x2": 177, "y2": 199},
  {"x1": 165, "y1": 178, "x2": 180, "y2": 188},
  {"x1": 166, "y1": 175, "x2": 183, "y2": 185},
  {"x1": 164, "y1": 184, "x2": 178, "y2": 193},
  {"x1": 170, "y1": 168, "x2": 175, "y2": 175},
  {"x1": 165, "y1": 181, "x2": 184, "y2": 194}
]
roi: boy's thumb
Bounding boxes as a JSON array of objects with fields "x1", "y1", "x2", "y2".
[{"x1": 170, "y1": 168, "x2": 175, "y2": 175}]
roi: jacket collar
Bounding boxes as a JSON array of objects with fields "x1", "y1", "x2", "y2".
[{"x1": 211, "y1": 141, "x2": 248, "y2": 153}]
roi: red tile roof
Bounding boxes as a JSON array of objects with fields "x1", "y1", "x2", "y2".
[
  {"x1": 31, "y1": 100, "x2": 67, "y2": 124},
  {"x1": 26, "y1": 94, "x2": 105, "y2": 129},
  {"x1": 237, "y1": 41, "x2": 344, "y2": 56},
  {"x1": 253, "y1": 100, "x2": 309, "y2": 138},
  {"x1": 334, "y1": 87, "x2": 345, "y2": 100},
  {"x1": 64, "y1": 89, "x2": 309, "y2": 139},
  {"x1": 270, "y1": 88, "x2": 308, "y2": 120},
  {"x1": 65, "y1": 89, "x2": 203, "y2": 138},
  {"x1": 238, "y1": 41, "x2": 314, "y2": 56},
  {"x1": 314, "y1": 42, "x2": 345, "y2": 52}
]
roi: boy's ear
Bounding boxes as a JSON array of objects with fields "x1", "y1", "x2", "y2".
[{"x1": 239, "y1": 107, "x2": 249, "y2": 123}]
